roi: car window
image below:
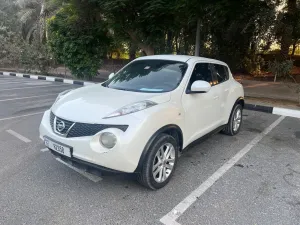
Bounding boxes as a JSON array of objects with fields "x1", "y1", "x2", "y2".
[
  {"x1": 187, "y1": 63, "x2": 213, "y2": 91},
  {"x1": 103, "y1": 60, "x2": 188, "y2": 93},
  {"x1": 212, "y1": 64, "x2": 229, "y2": 84}
]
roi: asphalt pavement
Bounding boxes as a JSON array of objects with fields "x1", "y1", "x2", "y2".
[{"x1": 0, "y1": 75, "x2": 299, "y2": 225}]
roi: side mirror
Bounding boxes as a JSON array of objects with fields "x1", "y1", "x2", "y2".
[
  {"x1": 108, "y1": 73, "x2": 115, "y2": 79},
  {"x1": 189, "y1": 80, "x2": 211, "y2": 93}
]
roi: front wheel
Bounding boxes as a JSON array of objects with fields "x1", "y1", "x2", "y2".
[
  {"x1": 138, "y1": 134, "x2": 178, "y2": 190},
  {"x1": 222, "y1": 104, "x2": 243, "y2": 136}
]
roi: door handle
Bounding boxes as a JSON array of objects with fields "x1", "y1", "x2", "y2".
[{"x1": 213, "y1": 96, "x2": 219, "y2": 100}]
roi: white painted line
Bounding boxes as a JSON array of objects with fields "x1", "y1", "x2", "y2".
[
  {"x1": 63, "y1": 79, "x2": 74, "y2": 84},
  {"x1": 16, "y1": 73, "x2": 23, "y2": 77},
  {"x1": 0, "y1": 112, "x2": 44, "y2": 121},
  {"x1": 40, "y1": 148, "x2": 49, "y2": 152},
  {"x1": 6, "y1": 129, "x2": 31, "y2": 143},
  {"x1": 46, "y1": 77, "x2": 55, "y2": 82},
  {"x1": 3, "y1": 72, "x2": 10, "y2": 75},
  {"x1": 30, "y1": 75, "x2": 39, "y2": 79},
  {"x1": 56, "y1": 158, "x2": 102, "y2": 182},
  {"x1": 160, "y1": 116, "x2": 285, "y2": 225},
  {"x1": 0, "y1": 81, "x2": 35, "y2": 85},
  {"x1": 0, "y1": 94, "x2": 57, "y2": 102},
  {"x1": 0, "y1": 84, "x2": 69, "y2": 91},
  {"x1": 273, "y1": 107, "x2": 300, "y2": 119}
]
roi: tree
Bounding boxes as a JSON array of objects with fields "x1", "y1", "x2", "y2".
[
  {"x1": 48, "y1": 1, "x2": 111, "y2": 79},
  {"x1": 291, "y1": 6, "x2": 300, "y2": 55},
  {"x1": 101, "y1": 0, "x2": 182, "y2": 55},
  {"x1": 279, "y1": 0, "x2": 298, "y2": 59},
  {"x1": 15, "y1": 0, "x2": 62, "y2": 43}
]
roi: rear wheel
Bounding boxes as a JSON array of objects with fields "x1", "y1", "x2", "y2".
[
  {"x1": 138, "y1": 133, "x2": 178, "y2": 190},
  {"x1": 222, "y1": 104, "x2": 243, "y2": 136}
]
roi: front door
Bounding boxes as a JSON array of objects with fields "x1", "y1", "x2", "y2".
[{"x1": 182, "y1": 62, "x2": 221, "y2": 145}]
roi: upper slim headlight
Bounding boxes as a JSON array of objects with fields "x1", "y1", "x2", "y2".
[
  {"x1": 54, "y1": 89, "x2": 73, "y2": 104},
  {"x1": 103, "y1": 100, "x2": 157, "y2": 119}
]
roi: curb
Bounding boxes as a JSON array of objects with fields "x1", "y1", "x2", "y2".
[
  {"x1": 0, "y1": 71, "x2": 96, "y2": 86},
  {"x1": 1, "y1": 71, "x2": 300, "y2": 119},
  {"x1": 245, "y1": 103, "x2": 300, "y2": 119}
]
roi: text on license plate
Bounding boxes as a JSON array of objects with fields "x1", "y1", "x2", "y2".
[{"x1": 44, "y1": 137, "x2": 71, "y2": 158}]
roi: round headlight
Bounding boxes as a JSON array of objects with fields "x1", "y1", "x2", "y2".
[{"x1": 100, "y1": 132, "x2": 117, "y2": 149}]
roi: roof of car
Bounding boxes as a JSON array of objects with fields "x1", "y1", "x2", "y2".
[{"x1": 135, "y1": 55, "x2": 228, "y2": 66}]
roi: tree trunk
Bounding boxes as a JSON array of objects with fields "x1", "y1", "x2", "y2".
[
  {"x1": 129, "y1": 43, "x2": 137, "y2": 61},
  {"x1": 291, "y1": 40, "x2": 298, "y2": 56},
  {"x1": 280, "y1": 25, "x2": 293, "y2": 59},
  {"x1": 39, "y1": 2, "x2": 46, "y2": 44},
  {"x1": 195, "y1": 18, "x2": 201, "y2": 56},
  {"x1": 280, "y1": 0, "x2": 297, "y2": 59},
  {"x1": 175, "y1": 36, "x2": 179, "y2": 54},
  {"x1": 127, "y1": 30, "x2": 155, "y2": 55},
  {"x1": 166, "y1": 31, "x2": 173, "y2": 53}
]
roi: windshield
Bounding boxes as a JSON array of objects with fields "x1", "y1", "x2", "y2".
[{"x1": 103, "y1": 59, "x2": 188, "y2": 93}]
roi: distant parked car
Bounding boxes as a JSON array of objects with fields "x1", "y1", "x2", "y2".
[{"x1": 40, "y1": 55, "x2": 244, "y2": 189}]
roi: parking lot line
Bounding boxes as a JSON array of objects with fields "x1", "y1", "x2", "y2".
[
  {"x1": 6, "y1": 129, "x2": 31, "y2": 143},
  {"x1": 0, "y1": 80, "x2": 44, "y2": 84},
  {"x1": 56, "y1": 158, "x2": 103, "y2": 183},
  {"x1": 0, "y1": 112, "x2": 44, "y2": 121},
  {"x1": 0, "y1": 84, "x2": 69, "y2": 91},
  {"x1": 40, "y1": 148, "x2": 49, "y2": 152},
  {"x1": 160, "y1": 116, "x2": 285, "y2": 225},
  {"x1": 0, "y1": 94, "x2": 57, "y2": 102}
]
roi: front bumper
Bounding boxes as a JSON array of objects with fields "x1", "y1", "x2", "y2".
[{"x1": 39, "y1": 110, "x2": 149, "y2": 173}]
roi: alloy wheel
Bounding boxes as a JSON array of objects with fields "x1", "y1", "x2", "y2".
[
  {"x1": 233, "y1": 108, "x2": 242, "y2": 132},
  {"x1": 152, "y1": 143, "x2": 176, "y2": 183}
]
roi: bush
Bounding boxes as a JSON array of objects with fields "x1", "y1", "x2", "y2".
[
  {"x1": 0, "y1": 27, "x2": 23, "y2": 67},
  {"x1": 20, "y1": 43, "x2": 54, "y2": 74},
  {"x1": 47, "y1": 4, "x2": 111, "y2": 79},
  {"x1": 268, "y1": 60, "x2": 293, "y2": 82},
  {"x1": 243, "y1": 55, "x2": 265, "y2": 75}
]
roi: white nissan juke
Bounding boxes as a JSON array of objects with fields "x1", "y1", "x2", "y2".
[{"x1": 40, "y1": 55, "x2": 244, "y2": 190}]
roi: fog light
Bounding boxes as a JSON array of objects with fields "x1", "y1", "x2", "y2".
[{"x1": 100, "y1": 132, "x2": 117, "y2": 149}]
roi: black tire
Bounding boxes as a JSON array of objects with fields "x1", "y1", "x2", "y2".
[
  {"x1": 222, "y1": 104, "x2": 243, "y2": 136},
  {"x1": 138, "y1": 133, "x2": 179, "y2": 190}
]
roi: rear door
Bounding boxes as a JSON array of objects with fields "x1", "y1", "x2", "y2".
[{"x1": 211, "y1": 63, "x2": 231, "y2": 123}]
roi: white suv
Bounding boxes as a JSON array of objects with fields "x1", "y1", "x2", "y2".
[{"x1": 40, "y1": 55, "x2": 244, "y2": 189}]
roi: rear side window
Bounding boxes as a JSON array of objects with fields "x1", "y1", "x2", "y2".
[{"x1": 212, "y1": 64, "x2": 229, "y2": 84}]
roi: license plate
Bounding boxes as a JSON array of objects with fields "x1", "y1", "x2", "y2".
[{"x1": 44, "y1": 137, "x2": 72, "y2": 158}]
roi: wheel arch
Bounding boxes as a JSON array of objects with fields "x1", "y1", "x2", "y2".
[
  {"x1": 134, "y1": 124, "x2": 183, "y2": 173},
  {"x1": 224, "y1": 97, "x2": 244, "y2": 125},
  {"x1": 235, "y1": 97, "x2": 244, "y2": 108}
]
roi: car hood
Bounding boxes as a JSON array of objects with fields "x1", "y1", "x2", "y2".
[{"x1": 51, "y1": 84, "x2": 171, "y2": 123}]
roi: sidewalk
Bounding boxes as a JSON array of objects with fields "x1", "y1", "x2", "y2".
[
  {"x1": 240, "y1": 79, "x2": 300, "y2": 109},
  {"x1": 241, "y1": 79, "x2": 299, "y2": 102}
]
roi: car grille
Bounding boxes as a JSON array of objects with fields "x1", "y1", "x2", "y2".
[
  {"x1": 50, "y1": 111, "x2": 55, "y2": 130},
  {"x1": 50, "y1": 112, "x2": 128, "y2": 137}
]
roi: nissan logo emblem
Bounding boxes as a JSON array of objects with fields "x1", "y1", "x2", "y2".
[{"x1": 57, "y1": 120, "x2": 65, "y2": 132}]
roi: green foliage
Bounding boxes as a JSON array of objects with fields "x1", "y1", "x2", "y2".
[
  {"x1": 47, "y1": 2, "x2": 111, "y2": 79},
  {"x1": 243, "y1": 55, "x2": 265, "y2": 75},
  {"x1": 20, "y1": 42, "x2": 54, "y2": 74},
  {"x1": 2, "y1": 0, "x2": 299, "y2": 78},
  {"x1": 268, "y1": 60, "x2": 293, "y2": 82}
]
